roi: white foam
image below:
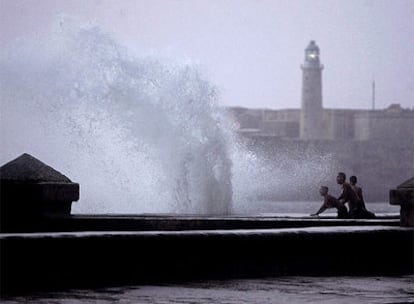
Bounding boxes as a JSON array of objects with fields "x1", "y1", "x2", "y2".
[{"x1": 0, "y1": 16, "x2": 232, "y2": 215}]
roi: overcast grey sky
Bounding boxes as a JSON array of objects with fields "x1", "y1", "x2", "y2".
[{"x1": 1, "y1": 0, "x2": 413, "y2": 110}]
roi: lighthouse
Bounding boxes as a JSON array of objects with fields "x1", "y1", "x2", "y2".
[{"x1": 300, "y1": 40, "x2": 324, "y2": 139}]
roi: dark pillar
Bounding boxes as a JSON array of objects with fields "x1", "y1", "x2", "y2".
[
  {"x1": 0, "y1": 153, "x2": 79, "y2": 232},
  {"x1": 390, "y1": 177, "x2": 414, "y2": 227}
]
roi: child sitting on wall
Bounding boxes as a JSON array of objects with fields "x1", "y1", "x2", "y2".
[{"x1": 311, "y1": 186, "x2": 349, "y2": 219}]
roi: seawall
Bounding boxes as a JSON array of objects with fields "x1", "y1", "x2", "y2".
[{"x1": 1, "y1": 225, "x2": 413, "y2": 294}]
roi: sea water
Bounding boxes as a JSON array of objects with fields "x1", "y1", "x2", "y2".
[{"x1": 3, "y1": 276, "x2": 413, "y2": 304}]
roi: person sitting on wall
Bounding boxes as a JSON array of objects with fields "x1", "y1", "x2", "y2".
[
  {"x1": 311, "y1": 186, "x2": 349, "y2": 218},
  {"x1": 350, "y1": 175, "x2": 376, "y2": 219},
  {"x1": 336, "y1": 172, "x2": 365, "y2": 219}
]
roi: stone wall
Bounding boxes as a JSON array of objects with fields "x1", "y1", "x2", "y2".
[
  {"x1": 354, "y1": 111, "x2": 414, "y2": 142},
  {"x1": 225, "y1": 106, "x2": 414, "y2": 143},
  {"x1": 240, "y1": 136, "x2": 414, "y2": 202}
]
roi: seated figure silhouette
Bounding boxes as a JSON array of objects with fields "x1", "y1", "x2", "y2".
[
  {"x1": 311, "y1": 186, "x2": 349, "y2": 219},
  {"x1": 336, "y1": 172, "x2": 365, "y2": 219},
  {"x1": 350, "y1": 175, "x2": 376, "y2": 219}
]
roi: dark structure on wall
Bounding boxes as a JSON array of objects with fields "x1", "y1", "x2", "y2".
[
  {"x1": 226, "y1": 41, "x2": 414, "y2": 201},
  {"x1": 390, "y1": 177, "x2": 414, "y2": 227},
  {"x1": 0, "y1": 153, "x2": 79, "y2": 232}
]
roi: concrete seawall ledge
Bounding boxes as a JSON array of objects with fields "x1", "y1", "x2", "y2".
[
  {"x1": 1, "y1": 225, "x2": 413, "y2": 294},
  {"x1": 1, "y1": 213, "x2": 400, "y2": 233}
]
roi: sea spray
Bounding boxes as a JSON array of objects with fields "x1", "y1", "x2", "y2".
[
  {"x1": 0, "y1": 17, "x2": 232, "y2": 214},
  {"x1": 1, "y1": 17, "x2": 335, "y2": 215},
  {"x1": 230, "y1": 142, "x2": 335, "y2": 213}
]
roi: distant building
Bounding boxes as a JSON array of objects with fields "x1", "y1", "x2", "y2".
[{"x1": 226, "y1": 41, "x2": 414, "y2": 143}]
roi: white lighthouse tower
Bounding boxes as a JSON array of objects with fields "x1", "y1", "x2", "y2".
[{"x1": 300, "y1": 40, "x2": 324, "y2": 139}]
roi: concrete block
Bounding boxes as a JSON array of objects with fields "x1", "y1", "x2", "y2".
[
  {"x1": 390, "y1": 177, "x2": 414, "y2": 227},
  {"x1": 0, "y1": 154, "x2": 79, "y2": 232}
]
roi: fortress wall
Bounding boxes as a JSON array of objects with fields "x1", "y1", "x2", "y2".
[
  {"x1": 362, "y1": 115, "x2": 414, "y2": 142},
  {"x1": 242, "y1": 136, "x2": 414, "y2": 202}
]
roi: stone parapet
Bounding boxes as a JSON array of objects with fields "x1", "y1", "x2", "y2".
[
  {"x1": 390, "y1": 177, "x2": 414, "y2": 227},
  {"x1": 0, "y1": 154, "x2": 79, "y2": 232}
]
